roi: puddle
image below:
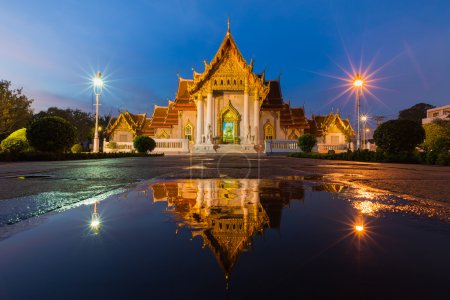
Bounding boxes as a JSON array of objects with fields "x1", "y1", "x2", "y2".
[{"x1": 0, "y1": 178, "x2": 448, "y2": 299}]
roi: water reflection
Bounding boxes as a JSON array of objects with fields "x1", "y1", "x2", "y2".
[
  {"x1": 150, "y1": 179, "x2": 304, "y2": 280},
  {"x1": 89, "y1": 202, "x2": 101, "y2": 235}
]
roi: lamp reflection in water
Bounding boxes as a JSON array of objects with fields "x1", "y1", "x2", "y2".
[{"x1": 89, "y1": 202, "x2": 101, "y2": 235}]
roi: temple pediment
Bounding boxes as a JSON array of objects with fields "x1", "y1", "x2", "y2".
[{"x1": 188, "y1": 28, "x2": 269, "y2": 99}]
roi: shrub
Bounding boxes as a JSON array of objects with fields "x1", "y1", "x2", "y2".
[
  {"x1": 71, "y1": 144, "x2": 83, "y2": 153},
  {"x1": 423, "y1": 119, "x2": 450, "y2": 150},
  {"x1": 298, "y1": 134, "x2": 317, "y2": 152},
  {"x1": 108, "y1": 141, "x2": 117, "y2": 149},
  {"x1": 327, "y1": 150, "x2": 336, "y2": 156},
  {"x1": 0, "y1": 128, "x2": 30, "y2": 153},
  {"x1": 133, "y1": 135, "x2": 156, "y2": 153},
  {"x1": 374, "y1": 119, "x2": 425, "y2": 155},
  {"x1": 436, "y1": 152, "x2": 450, "y2": 166},
  {"x1": 27, "y1": 116, "x2": 76, "y2": 153},
  {"x1": 431, "y1": 136, "x2": 450, "y2": 153}
]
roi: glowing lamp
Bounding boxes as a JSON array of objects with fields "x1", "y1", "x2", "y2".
[
  {"x1": 353, "y1": 74, "x2": 364, "y2": 88},
  {"x1": 92, "y1": 72, "x2": 103, "y2": 95},
  {"x1": 355, "y1": 224, "x2": 364, "y2": 232}
]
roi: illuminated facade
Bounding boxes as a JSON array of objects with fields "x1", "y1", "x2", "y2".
[{"x1": 106, "y1": 21, "x2": 310, "y2": 153}]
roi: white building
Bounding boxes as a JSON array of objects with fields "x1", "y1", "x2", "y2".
[{"x1": 422, "y1": 104, "x2": 450, "y2": 124}]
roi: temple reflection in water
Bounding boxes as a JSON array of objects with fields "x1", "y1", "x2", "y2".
[{"x1": 150, "y1": 179, "x2": 304, "y2": 278}]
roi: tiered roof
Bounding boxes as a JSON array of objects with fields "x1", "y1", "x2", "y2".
[
  {"x1": 261, "y1": 80, "x2": 284, "y2": 111},
  {"x1": 308, "y1": 112, "x2": 355, "y2": 137},
  {"x1": 106, "y1": 112, "x2": 148, "y2": 135},
  {"x1": 173, "y1": 78, "x2": 196, "y2": 111},
  {"x1": 279, "y1": 103, "x2": 310, "y2": 129}
]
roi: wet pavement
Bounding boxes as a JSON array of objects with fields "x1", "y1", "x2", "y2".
[{"x1": 0, "y1": 178, "x2": 449, "y2": 299}]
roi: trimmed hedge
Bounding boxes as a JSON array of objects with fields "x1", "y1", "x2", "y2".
[
  {"x1": 133, "y1": 135, "x2": 156, "y2": 153},
  {"x1": 0, "y1": 151, "x2": 164, "y2": 162},
  {"x1": 27, "y1": 116, "x2": 76, "y2": 153},
  {"x1": 0, "y1": 128, "x2": 30, "y2": 152},
  {"x1": 288, "y1": 149, "x2": 449, "y2": 165}
]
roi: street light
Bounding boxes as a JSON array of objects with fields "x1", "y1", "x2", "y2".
[
  {"x1": 92, "y1": 71, "x2": 103, "y2": 153},
  {"x1": 361, "y1": 114, "x2": 368, "y2": 149},
  {"x1": 353, "y1": 73, "x2": 364, "y2": 150}
]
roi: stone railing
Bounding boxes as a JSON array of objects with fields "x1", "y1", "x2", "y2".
[
  {"x1": 264, "y1": 140, "x2": 301, "y2": 154},
  {"x1": 154, "y1": 138, "x2": 189, "y2": 153},
  {"x1": 104, "y1": 139, "x2": 189, "y2": 154},
  {"x1": 104, "y1": 141, "x2": 134, "y2": 153},
  {"x1": 317, "y1": 143, "x2": 348, "y2": 153}
]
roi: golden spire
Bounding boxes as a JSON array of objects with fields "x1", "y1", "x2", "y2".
[{"x1": 227, "y1": 16, "x2": 230, "y2": 34}]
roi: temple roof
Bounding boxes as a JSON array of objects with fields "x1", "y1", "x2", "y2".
[
  {"x1": 106, "y1": 111, "x2": 147, "y2": 135},
  {"x1": 261, "y1": 80, "x2": 284, "y2": 111},
  {"x1": 173, "y1": 78, "x2": 196, "y2": 111},
  {"x1": 279, "y1": 103, "x2": 310, "y2": 129},
  {"x1": 187, "y1": 26, "x2": 269, "y2": 98},
  {"x1": 308, "y1": 112, "x2": 355, "y2": 137}
]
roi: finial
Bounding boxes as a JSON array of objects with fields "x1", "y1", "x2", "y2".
[{"x1": 227, "y1": 16, "x2": 230, "y2": 34}]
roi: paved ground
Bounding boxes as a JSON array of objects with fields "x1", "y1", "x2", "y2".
[{"x1": 0, "y1": 154, "x2": 449, "y2": 205}]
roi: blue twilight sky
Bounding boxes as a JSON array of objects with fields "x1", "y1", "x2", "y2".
[{"x1": 1, "y1": 0, "x2": 450, "y2": 124}]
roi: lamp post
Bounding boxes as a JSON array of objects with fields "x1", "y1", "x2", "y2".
[
  {"x1": 93, "y1": 72, "x2": 103, "y2": 153},
  {"x1": 361, "y1": 114, "x2": 368, "y2": 149},
  {"x1": 353, "y1": 74, "x2": 364, "y2": 150}
]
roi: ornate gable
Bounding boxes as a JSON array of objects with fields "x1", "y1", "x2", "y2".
[{"x1": 188, "y1": 25, "x2": 269, "y2": 100}]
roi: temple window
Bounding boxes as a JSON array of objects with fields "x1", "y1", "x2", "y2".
[
  {"x1": 264, "y1": 123, "x2": 274, "y2": 140},
  {"x1": 214, "y1": 80, "x2": 217, "y2": 85},
  {"x1": 227, "y1": 79, "x2": 230, "y2": 85},
  {"x1": 184, "y1": 123, "x2": 193, "y2": 141},
  {"x1": 234, "y1": 80, "x2": 236, "y2": 85},
  {"x1": 221, "y1": 80, "x2": 223, "y2": 85}
]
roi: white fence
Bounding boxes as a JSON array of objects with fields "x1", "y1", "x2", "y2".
[
  {"x1": 317, "y1": 143, "x2": 348, "y2": 153},
  {"x1": 264, "y1": 140, "x2": 301, "y2": 154},
  {"x1": 104, "y1": 138, "x2": 189, "y2": 154}
]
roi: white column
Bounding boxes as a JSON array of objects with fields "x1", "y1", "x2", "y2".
[
  {"x1": 206, "y1": 92, "x2": 213, "y2": 143},
  {"x1": 253, "y1": 95, "x2": 260, "y2": 144},
  {"x1": 196, "y1": 97, "x2": 204, "y2": 144},
  {"x1": 243, "y1": 89, "x2": 249, "y2": 142}
]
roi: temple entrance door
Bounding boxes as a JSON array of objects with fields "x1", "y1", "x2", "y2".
[
  {"x1": 222, "y1": 111, "x2": 238, "y2": 143},
  {"x1": 218, "y1": 101, "x2": 241, "y2": 144}
]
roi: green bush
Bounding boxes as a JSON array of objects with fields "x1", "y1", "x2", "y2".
[
  {"x1": 298, "y1": 134, "x2": 317, "y2": 152},
  {"x1": 423, "y1": 119, "x2": 450, "y2": 151},
  {"x1": 133, "y1": 135, "x2": 156, "y2": 153},
  {"x1": 27, "y1": 116, "x2": 76, "y2": 153},
  {"x1": 0, "y1": 128, "x2": 30, "y2": 153},
  {"x1": 436, "y1": 152, "x2": 450, "y2": 166},
  {"x1": 0, "y1": 151, "x2": 164, "y2": 162},
  {"x1": 425, "y1": 151, "x2": 438, "y2": 165},
  {"x1": 374, "y1": 119, "x2": 425, "y2": 155},
  {"x1": 71, "y1": 144, "x2": 83, "y2": 153},
  {"x1": 431, "y1": 136, "x2": 450, "y2": 153},
  {"x1": 108, "y1": 141, "x2": 118, "y2": 149},
  {"x1": 327, "y1": 150, "x2": 335, "y2": 156}
]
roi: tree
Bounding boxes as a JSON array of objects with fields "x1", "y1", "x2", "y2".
[
  {"x1": 33, "y1": 107, "x2": 94, "y2": 144},
  {"x1": 27, "y1": 116, "x2": 76, "y2": 152},
  {"x1": 0, "y1": 128, "x2": 30, "y2": 153},
  {"x1": 298, "y1": 134, "x2": 317, "y2": 152},
  {"x1": 373, "y1": 119, "x2": 425, "y2": 154},
  {"x1": 398, "y1": 103, "x2": 434, "y2": 123},
  {"x1": 133, "y1": 136, "x2": 156, "y2": 153},
  {"x1": 422, "y1": 119, "x2": 450, "y2": 151},
  {"x1": 0, "y1": 80, "x2": 34, "y2": 140}
]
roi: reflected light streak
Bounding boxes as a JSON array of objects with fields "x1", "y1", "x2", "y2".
[{"x1": 89, "y1": 202, "x2": 101, "y2": 235}]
